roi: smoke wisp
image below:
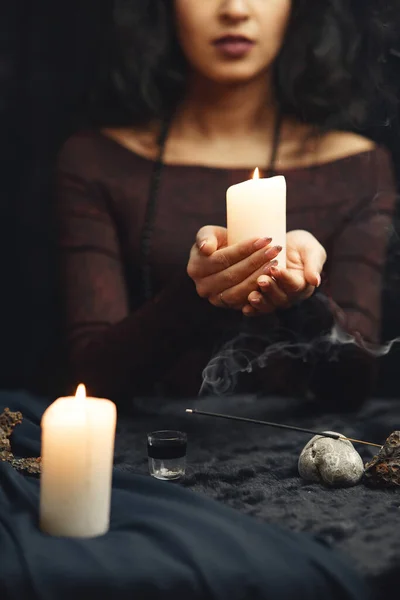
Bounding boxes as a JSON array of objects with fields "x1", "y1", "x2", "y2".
[{"x1": 199, "y1": 309, "x2": 400, "y2": 397}]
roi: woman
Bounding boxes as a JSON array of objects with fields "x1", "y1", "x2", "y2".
[{"x1": 56, "y1": 0, "x2": 398, "y2": 404}]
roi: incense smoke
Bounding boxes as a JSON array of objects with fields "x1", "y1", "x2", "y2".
[{"x1": 199, "y1": 296, "x2": 400, "y2": 397}]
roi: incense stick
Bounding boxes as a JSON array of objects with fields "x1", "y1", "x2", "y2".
[{"x1": 185, "y1": 408, "x2": 382, "y2": 449}]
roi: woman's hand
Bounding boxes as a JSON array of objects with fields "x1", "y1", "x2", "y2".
[
  {"x1": 244, "y1": 229, "x2": 327, "y2": 316},
  {"x1": 187, "y1": 225, "x2": 282, "y2": 309}
]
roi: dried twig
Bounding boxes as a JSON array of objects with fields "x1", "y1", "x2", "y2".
[{"x1": 0, "y1": 408, "x2": 41, "y2": 475}]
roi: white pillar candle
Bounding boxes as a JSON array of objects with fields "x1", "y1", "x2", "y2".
[
  {"x1": 40, "y1": 384, "x2": 117, "y2": 538},
  {"x1": 227, "y1": 169, "x2": 287, "y2": 267}
]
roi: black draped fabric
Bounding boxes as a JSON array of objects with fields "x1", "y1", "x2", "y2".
[{"x1": 0, "y1": 391, "x2": 371, "y2": 600}]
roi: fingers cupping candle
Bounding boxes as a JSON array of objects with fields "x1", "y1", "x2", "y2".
[
  {"x1": 227, "y1": 169, "x2": 287, "y2": 267},
  {"x1": 40, "y1": 384, "x2": 116, "y2": 537}
]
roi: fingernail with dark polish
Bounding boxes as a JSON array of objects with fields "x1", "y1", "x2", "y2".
[
  {"x1": 265, "y1": 245, "x2": 281, "y2": 256},
  {"x1": 263, "y1": 260, "x2": 278, "y2": 273},
  {"x1": 254, "y1": 237, "x2": 272, "y2": 250}
]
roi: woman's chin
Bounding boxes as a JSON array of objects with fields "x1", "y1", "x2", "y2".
[{"x1": 203, "y1": 67, "x2": 268, "y2": 87}]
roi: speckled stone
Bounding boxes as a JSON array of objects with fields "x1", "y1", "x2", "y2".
[{"x1": 298, "y1": 431, "x2": 364, "y2": 487}]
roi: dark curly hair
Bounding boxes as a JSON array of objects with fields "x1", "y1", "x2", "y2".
[{"x1": 89, "y1": 0, "x2": 399, "y2": 130}]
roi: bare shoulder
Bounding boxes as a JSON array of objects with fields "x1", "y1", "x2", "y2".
[
  {"x1": 316, "y1": 130, "x2": 376, "y2": 163},
  {"x1": 102, "y1": 124, "x2": 160, "y2": 160},
  {"x1": 316, "y1": 131, "x2": 396, "y2": 195}
]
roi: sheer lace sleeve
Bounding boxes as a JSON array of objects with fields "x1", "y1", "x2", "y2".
[{"x1": 56, "y1": 136, "x2": 218, "y2": 401}]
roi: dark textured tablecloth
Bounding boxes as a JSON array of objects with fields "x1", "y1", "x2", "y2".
[
  {"x1": 116, "y1": 393, "x2": 400, "y2": 597},
  {"x1": 2, "y1": 390, "x2": 398, "y2": 600}
]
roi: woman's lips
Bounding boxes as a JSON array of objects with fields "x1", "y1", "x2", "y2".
[{"x1": 213, "y1": 36, "x2": 255, "y2": 58}]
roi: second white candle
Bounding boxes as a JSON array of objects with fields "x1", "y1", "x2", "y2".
[{"x1": 40, "y1": 384, "x2": 117, "y2": 538}]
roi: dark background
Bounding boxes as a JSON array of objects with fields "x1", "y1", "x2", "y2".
[{"x1": 0, "y1": 1, "x2": 399, "y2": 397}]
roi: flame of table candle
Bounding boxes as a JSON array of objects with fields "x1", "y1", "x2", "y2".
[
  {"x1": 75, "y1": 384, "x2": 86, "y2": 400},
  {"x1": 252, "y1": 167, "x2": 260, "y2": 180}
]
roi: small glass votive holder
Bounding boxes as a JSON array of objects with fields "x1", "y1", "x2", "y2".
[{"x1": 147, "y1": 430, "x2": 187, "y2": 481}]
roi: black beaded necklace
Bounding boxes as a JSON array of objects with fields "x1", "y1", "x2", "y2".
[{"x1": 139, "y1": 113, "x2": 283, "y2": 302}]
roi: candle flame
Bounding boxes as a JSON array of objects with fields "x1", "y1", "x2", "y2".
[
  {"x1": 252, "y1": 168, "x2": 260, "y2": 180},
  {"x1": 75, "y1": 384, "x2": 86, "y2": 400}
]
